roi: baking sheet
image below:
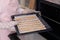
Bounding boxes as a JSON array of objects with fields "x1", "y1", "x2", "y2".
[{"x1": 12, "y1": 13, "x2": 47, "y2": 34}]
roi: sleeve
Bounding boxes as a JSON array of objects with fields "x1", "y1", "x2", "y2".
[{"x1": 0, "y1": 0, "x2": 19, "y2": 22}]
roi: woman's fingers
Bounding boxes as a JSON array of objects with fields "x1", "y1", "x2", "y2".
[{"x1": 0, "y1": 21, "x2": 18, "y2": 31}]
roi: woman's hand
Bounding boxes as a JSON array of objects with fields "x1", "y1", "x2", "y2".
[
  {"x1": 0, "y1": 21, "x2": 18, "y2": 31},
  {"x1": 0, "y1": 21, "x2": 18, "y2": 40}
]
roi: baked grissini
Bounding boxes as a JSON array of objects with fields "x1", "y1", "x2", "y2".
[{"x1": 14, "y1": 14, "x2": 46, "y2": 33}]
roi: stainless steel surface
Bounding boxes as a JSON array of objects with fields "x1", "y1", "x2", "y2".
[
  {"x1": 46, "y1": 0, "x2": 60, "y2": 4},
  {"x1": 18, "y1": 33, "x2": 47, "y2": 40}
]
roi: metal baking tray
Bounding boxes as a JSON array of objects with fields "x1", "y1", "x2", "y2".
[{"x1": 11, "y1": 12, "x2": 51, "y2": 35}]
